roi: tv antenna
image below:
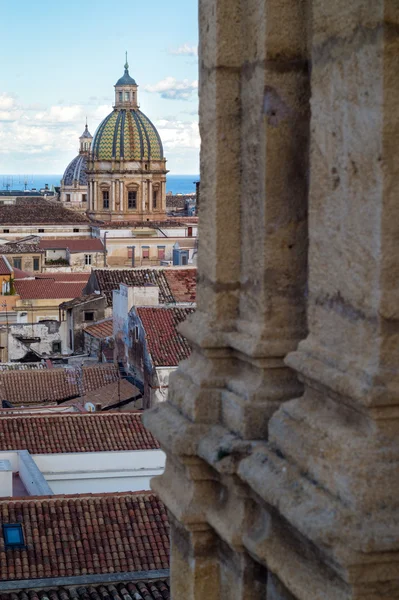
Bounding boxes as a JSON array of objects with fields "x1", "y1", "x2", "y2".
[
  {"x1": 2, "y1": 177, "x2": 13, "y2": 192},
  {"x1": 18, "y1": 175, "x2": 33, "y2": 191}
]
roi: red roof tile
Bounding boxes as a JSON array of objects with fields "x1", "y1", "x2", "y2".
[
  {"x1": 84, "y1": 318, "x2": 113, "y2": 339},
  {"x1": 0, "y1": 492, "x2": 169, "y2": 581},
  {"x1": 0, "y1": 581, "x2": 170, "y2": 600},
  {"x1": 164, "y1": 270, "x2": 196, "y2": 303},
  {"x1": 14, "y1": 279, "x2": 87, "y2": 300},
  {"x1": 36, "y1": 273, "x2": 90, "y2": 282},
  {"x1": 0, "y1": 364, "x2": 120, "y2": 405},
  {"x1": 136, "y1": 307, "x2": 194, "y2": 367},
  {"x1": 0, "y1": 256, "x2": 11, "y2": 276},
  {"x1": 89, "y1": 268, "x2": 196, "y2": 307},
  {"x1": 39, "y1": 239, "x2": 104, "y2": 253},
  {"x1": 0, "y1": 412, "x2": 159, "y2": 453}
]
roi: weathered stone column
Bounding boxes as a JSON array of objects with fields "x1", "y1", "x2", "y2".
[
  {"x1": 119, "y1": 180, "x2": 124, "y2": 212},
  {"x1": 111, "y1": 179, "x2": 116, "y2": 211},
  {"x1": 240, "y1": 1, "x2": 399, "y2": 597},
  {"x1": 145, "y1": 0, "x2": 310, "y2": 598}
]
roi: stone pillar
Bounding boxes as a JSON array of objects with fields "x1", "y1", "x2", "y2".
[
  {"x1": 111, "y1": 180, "x2": 116, "y2": 212},
  {"x1": 148, "y1": 180, "x2": 153, "y2": 213},
  {"x1": 119, "y1": 180, "x2": 124, "y2": 211},
  {"x1": 93, "y1": 181, "x2": 97, "y2": 212},
  {"x1": 239, "y1": 1, "x2": 399, "y2": 597}
]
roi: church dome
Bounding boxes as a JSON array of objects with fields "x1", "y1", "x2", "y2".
[
  {"x1": 91, "y1": 109, "x2": 164, "y2": 161},
  {"x1": 62, "y1": 154, "x2": 88, "y2": 186}
]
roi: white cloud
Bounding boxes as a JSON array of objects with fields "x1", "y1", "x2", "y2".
[
  {"x1": 169, "y1": 44, "x2": 198, "y2": 57},
  {"x1": 34, "y1": 105, "x2": 84, "y2": 123},
  {"x1": 144, "y1": 77, "x2": 198, "y2": 100},
  {"x1": 156, "y1": 118, "x2": 200, "y2": 151},
  {"x1": 0, "y1": 93, "x2": 15, "y2": 110}
]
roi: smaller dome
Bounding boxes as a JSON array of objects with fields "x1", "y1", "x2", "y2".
[{"x1": 62, "y1": 155, "x2": 88, "y2": 186}]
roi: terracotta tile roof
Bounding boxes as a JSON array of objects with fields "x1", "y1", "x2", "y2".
[
  {"x1": 0, "y1": 257, "x2": 11, "y2": 276},
  {"x1": 136, "y1": 307, "x2": 194, "y2": 367},
  {"x1": 164, "y1": 270, "x2": 196, "y2": 303},
  {"x1": 59, "y1": 293, "x2": 104, "y2": 310},
  {"x1": 0, "y1": 200, "x2": 91, "y2": 225},
  {"x1": 71, "y1": 379, "x2": 140, "y2": 409},
  {"x1": 0, "y1": 364, "x2": 120, "y2": 405},
  {"x1": 12, "y1": 267, "x2": 34, "y2": 279},
  {"x1": 84, "y1": 318, "x2": 113, "y2": 339},
  {"x1": 39, "y1": 239, "x2": 104, "y2": 253},
  {"x1": 89, "y1": 268, "x2": 196, "y2": 307},
  {"x1": 0, "y1": 581, "x2": 170, "y2": 600},
  {"x1": 0, "y1": 492, "x2": 169, "y2": 580},
  {"x1": 0, "y1": 243, "x2": 44, "y2": 254},
  {"x1": 14, "y1": 280, "x2": 87, "y2": 300},
  {"x1": 0, "y1": 412, "x2": 159, "y2": 453},
  {"x1": 36, "y1": 273, "x2": 90, "y2": 282}
]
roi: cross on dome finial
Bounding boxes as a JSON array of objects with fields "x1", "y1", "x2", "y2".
[{"x1": 125, "y1": 51, "x2": 129, "y2": 71}]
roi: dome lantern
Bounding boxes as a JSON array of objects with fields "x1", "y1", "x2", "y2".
[
  {"x1": 79, "y1": 119, "x2": 93, "y2": 154},
  {"x1": 114, "y1": 52, "x2": 138, "y2": 110}
]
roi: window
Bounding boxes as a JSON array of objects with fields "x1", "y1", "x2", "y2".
[
  {"x1": 66, "y1": 194, "x2": 71, "y2": 202},
  {"x1": 128, "y1": 191, "x2": 137, "y2": 209},
  {"x1": 119, "y1": 91, "x2": 123, "y2": 101},
  {"x1": 82, "y1": 194, "x2": 87, "y2": 202},
  {"x1": 153, "y1": 190, "x2": 157, "y2": 209},
  {"x1": 103, "y1": 190, "x2": 109, "y2": 209},
  {"x1": 188, "y1": 227, "x2": 193, "y2": 237},
  {"x1": 134, "y1": 326, "x2": 139, "y2": 342},
  {"x1": 125, "y1": 91, "x2": 130, "y2": 101},
  {"x1": 3, "y1": 524, "x2": 25, "y2": 549},
  {"x1": 73, "y1": 228, "x2": 80, "y2": 233},
  {"x1": 132, "y1": 92, "x2": 136, "y2": 102},
  {"x1": 85, "y1": 254, "x2": 92, "y2": 266},
  {"x1": 38, "y1": 229, "x2": 44, "y2": 233},
  {"x1": 84, "y1": 311, "x2": 94, "y2": 322},
  {"x1": 142, "y1": 247, "x2": 150, "y2": 259},
  {"x1": 33, "y1": 258, "x2": 40, "y2": 271},
  {"x1": 52, "y1": 341, "x2": 61, "y2": 353},
  {"x1": 157, "y1": 246, "x2": 165, "y2": 260},
  {"x1": 13, "y1": 258, "x2": 21, "y2": 270},
  {"x1": 3, "y1": 229, "x2": 9, "y2": 233},
  {"x1": 182, "y1": 255, "x2": 188, "y2": 266}
]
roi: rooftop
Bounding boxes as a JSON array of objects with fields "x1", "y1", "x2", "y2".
[
  {"x1": 137, "y1": 307, "x2": 194, "y2": 367},
  {"x1": 0, "y1": 581, "x2": 170, "y2": 600},
  {"x1": 0, "y1": 243, "x2": 44, "y2": 255},
  {"x1": 84, "y1": 318, "x2": 113, "y2": 339},
  {"x1": 0, "y1": 200, "x2": 91, "y2": 226},
  {"x1": 0, "y1": 364, "x2": 120, "y2": 405},
  {"x1": 59, "y1": 293, "x2": 104, "y2": 310},
  {"x1": 0, "y1": 412, "x2": 159, "y2": 453},
  {"x1": 0, "y1": 256, "x2": 11, "y2": 276},
  {"x1": 39, "y1": 239, "x2": 104, "y2": 253},
  {"x1": 0, "y1": 492, "x2": 169, "y2": 581},
  {"x1": 87, "y1": 268, "x2": 197, "y2": 307},
  {"x1": 14, "y1": 279, "x2": 88, "y2": 300}
]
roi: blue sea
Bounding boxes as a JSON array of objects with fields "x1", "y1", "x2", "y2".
[{"x1": 1, "y1": 174, "x2": 199, "y2": 195}]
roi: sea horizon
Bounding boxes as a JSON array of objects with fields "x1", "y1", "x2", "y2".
[{"x1": 0, "y1": 173, "x2": 200, "y2": 196}]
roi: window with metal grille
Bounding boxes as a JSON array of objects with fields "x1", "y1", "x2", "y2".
[
  {"x1": 85, "y1": 254, "x2": 92, "y2": 266},
  {"x1": 33, "y1": 258, "x2": 40, "y2": 271},
  {"x1": 128, "y1": 191, "x2": 137, "y2": 209},
  {"x1": 103, "y1": 191, "x2": 109, "y2": 209}
]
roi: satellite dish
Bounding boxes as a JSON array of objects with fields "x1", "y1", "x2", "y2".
[{"x1": 84, "y1": 402, "x2": 96, "y2": 413}]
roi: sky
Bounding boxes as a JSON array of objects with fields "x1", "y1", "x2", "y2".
[{"x1": 0, "y1": 0, "x2": 199, "y2": 176}]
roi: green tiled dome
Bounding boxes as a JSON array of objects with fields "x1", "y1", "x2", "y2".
[{"x1": 91, "y1": 109, "x2": 164, "y2": 161}]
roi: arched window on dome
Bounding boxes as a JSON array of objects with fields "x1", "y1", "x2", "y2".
[
  {"x1": 125, "y1": 91, "x2": 130, "y2": 101},
  {"x1": 119, "y1": 91, "x2": 123, "y2": 102}
]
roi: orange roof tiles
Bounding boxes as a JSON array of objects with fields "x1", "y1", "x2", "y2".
[
  {"x1": 0, "y1": 257, "x2": 11, "y2": 276},
  {"x1": 0, "y1": 364, "x2": 120, "y2": 405},
  {"x1": 14, "y1": 279, "x2": 87, "y2": 300},
  {"x1": 0, "y1": 581, "x2": 170, "y2": 600},
  {"x1": 0, "y1": 492, "x2": 169, "y2": 581},
  {"x1": 39, "y1": 239, "x2": 104, "y2": 253},
  {"x1": 0, "y1": 412, "x2": 159, "y2": 453},
  {"x1": 84, "y1": 318, "x2": 113, "y2": 339},
  {"x1": 137, "y1": 307, "x2": 194, "y2": 367},
  {"x1": 164, "y1": 270, "x2": 196, "y2": 303}
]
